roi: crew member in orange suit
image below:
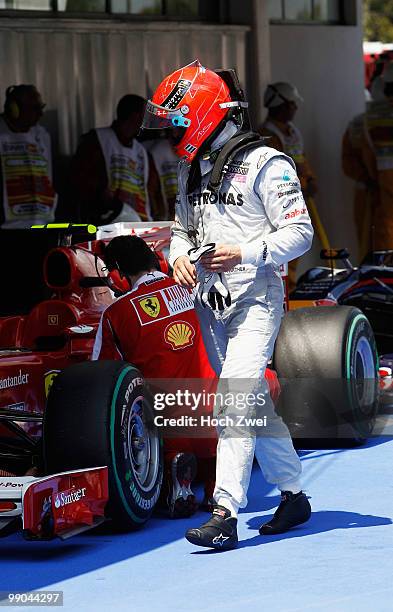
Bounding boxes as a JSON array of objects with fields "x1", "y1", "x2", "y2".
[
  {"x1": 356, "y1": 62, "x2": 393, "y2": 251},
  {"x1": 341, "y1": 112, "x2": 374, "y2": 259}
]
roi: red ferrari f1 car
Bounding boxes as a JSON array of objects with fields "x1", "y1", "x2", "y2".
[{"x1": 0, "y1": 223, "x2": 380, "y2": 540}]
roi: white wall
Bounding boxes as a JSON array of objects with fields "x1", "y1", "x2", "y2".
[
  {"x1": 0, "y1": 18, "x2": 248, "y2": 157},
  {"x1": 269, "y1": 17, "x2": 365, "y2": 270}
]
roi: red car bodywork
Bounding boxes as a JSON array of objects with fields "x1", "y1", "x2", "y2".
[
  {"x1": 0, "y1": 223, "x2": 280, "y2": 445},
  {"x1": 0, "y1": 242, "x2": 113, "y2": 441}
]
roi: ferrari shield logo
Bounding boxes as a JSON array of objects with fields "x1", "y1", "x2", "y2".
[
  {"x1": 139, "y1": 296, "x2": 160, "y2": 318},
  {"x1": 44, "y1": 370, "x2": 60, "y2": 398}
]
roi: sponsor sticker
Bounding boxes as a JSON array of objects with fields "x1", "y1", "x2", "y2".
[
  {"x1": 163, "y1": 284, "x2": 194, "y2": 315},
  {"x1": 128, "y1": 478, "x2": 161, "y2": 510},
  {"x1": 162, "y1": 79, "x2": 192, "y2": 109},
  {"x1": 0, "y1": 480, "x2": 24, "y2": 488},
  {"x1": 0, "y1": 370, "x2": 29, "y2": 390},
  {"x1": 184, "y1": 143, "x2": 197, "y2": 154},
  {"x1": 139, "y1": 296, "x2": 161, "y2": 318},
  {"x1": 164, "y1": 321, "x2": 195, "y2": 350},
  {"x1": 54, "y1": 487, "x2": 87, "y2": 509},
  {"x1": 276, "y1": 181, "x2": 298, "y2": 190},
  {"x1": 7, "y1": 402, "x2": 25, "y2": 412},
  {"x1": 44, "y1": 370, "x2": 60, "y2": 398},
  {"x1": 225, "y1": 162, "x2": 250, "y2": 183},
  {"x1": 277, "y1": 189, "x2": 298, "y2": 198},
  {"x1": 283, "y1": 195, "x2": 303, "y2": 208},
  {"x1": 188, "y1": 191, "x2": 244, "y2": 207},
  {"x1": 131, "y1": 285, "x2": 194, "y2": 326},
  {"x1": 257, "y1": 152, "x2": 269, "y2": 169},
  {"x1": 68, "y1": 324, "x2": 94, "y2": 334},
  {"x1": 261, "y1": 241, "x2": 268, "y2": 262},
  {"x1": 284, "y1": 207, "x2": 307, "y2": 220}
]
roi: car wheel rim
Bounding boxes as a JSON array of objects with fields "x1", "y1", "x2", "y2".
[
  {"x1": 354, "y1": 337, "x2": 375, "y2": 379},
  {"x1": 353, "y1": 336, "x2": 377, "y2": 413},
  {"x1": 127, "y1": 398, "x2": 159, "y2": 493}
]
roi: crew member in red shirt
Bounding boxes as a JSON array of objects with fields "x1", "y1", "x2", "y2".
[{"x1": 92, "y1": 234, "x2": 217, "y2": 518}]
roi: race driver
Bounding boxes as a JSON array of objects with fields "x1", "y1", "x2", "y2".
[
  {"x1": 92, "y1": 234, "x2": 217, "y2": 518},
  {"x1": 141, "y1": 60, "x2": 314, "y2": 550}
]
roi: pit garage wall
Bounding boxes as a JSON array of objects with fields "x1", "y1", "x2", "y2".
[
  {"x1": 270, "y1": 18, "x2": 365, "y2": 267},
  {"x1": 0, "y1": 19, "x2": 248, "y2": 158}
]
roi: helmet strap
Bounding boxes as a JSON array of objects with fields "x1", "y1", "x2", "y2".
[{"x1": 207, "y1": 131, "x2": 264, "y2": 194}]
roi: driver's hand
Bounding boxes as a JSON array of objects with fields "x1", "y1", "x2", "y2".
[
  {"x1": 173, "y1": 256, "x2": 197, "y2": 288},
  {"x1": 200, "y1": 244, "x2": 242, "y2": 272}
]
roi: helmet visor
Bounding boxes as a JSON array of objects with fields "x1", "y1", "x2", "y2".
[{"x1": 141, "y1": 100, "x2": 191, "y2": 130}]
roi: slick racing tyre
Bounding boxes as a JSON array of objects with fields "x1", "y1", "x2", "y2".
[
  {"x1": 273, "y1": 306, "x2": 379, "y2": 447},
  {"x1": 44, "y1": 360, "x2": 163, "y2": 530}
]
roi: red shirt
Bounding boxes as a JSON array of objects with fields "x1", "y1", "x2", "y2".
[{"x1": 92, "y1": 271, "x2": 215, "y2": 381}]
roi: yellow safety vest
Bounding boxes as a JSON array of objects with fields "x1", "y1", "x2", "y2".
[
  {"x1": 96, "y1": 127, "x2": 151, "y2": 221},
  {"x1": 0, "y1": 117, "x2": 57, "y2": 228}
]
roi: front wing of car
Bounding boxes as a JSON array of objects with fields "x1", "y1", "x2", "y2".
[{"x1": 0, "y1": 466, "x2": 108, "y2": 540}]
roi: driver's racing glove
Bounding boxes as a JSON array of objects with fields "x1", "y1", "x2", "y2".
[
  {"x1": 199, "y1": 271, "x2": 231, "y2": 311},
  {"x1": 188, "y1": 243, "x2": 216, "y2": 264},
  {"x1": 188, "y1": 244, "x2": 232, "y2": 311}
]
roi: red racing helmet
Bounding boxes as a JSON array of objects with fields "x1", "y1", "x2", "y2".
[{"x1": 142, "y1": 60, "x2": 238, "y2": 162}]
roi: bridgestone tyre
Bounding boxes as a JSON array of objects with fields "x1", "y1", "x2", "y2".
[
  {"x1": 273, "y1": 306, "x2": 379, "y2": 447},
  {"x1": 43, "y1": 360, "x2": 163, "y2": 530}
]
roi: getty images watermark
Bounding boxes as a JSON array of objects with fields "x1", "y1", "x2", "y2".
[{"x1": 153, "y1": 389, "x2": 268, "y2": 429}]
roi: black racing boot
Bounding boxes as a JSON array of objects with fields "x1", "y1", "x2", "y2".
[
  {"x1": 185, "y1": 505, "x2": 238, "y2": 550},
  {"x1": 167, "y1": 453, "x2": 198, "y2": 519},
  {"x1": 259, "y1": 491, "x2": 311, "y2": 535}
]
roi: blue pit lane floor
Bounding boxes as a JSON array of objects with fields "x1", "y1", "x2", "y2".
[{"x1": 1, "y1": 437, "x2": 392, "y2": 612}]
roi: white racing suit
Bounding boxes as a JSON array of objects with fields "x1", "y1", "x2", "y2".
[{"x1": 168, "y1": 125, "x2": 314, "y2": 517}]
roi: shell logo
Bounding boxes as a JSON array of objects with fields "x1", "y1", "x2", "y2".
[{"x1": 164, "y1": 321, "x2": 195, "y2": 350}]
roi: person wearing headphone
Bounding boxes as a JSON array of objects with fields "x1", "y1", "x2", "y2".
[
  {"x1": 69, "y1": 94, "x2": 165, "y2": 225},
  {"x1": 0, "y1": 84, "x2": 57, "y2": 229},
  {"x1": 92, "y1": 234, "x2": 218, "y2": 519},
  {"x1": 259, "y1": 82, "x2": 318, "y2": 292}
]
